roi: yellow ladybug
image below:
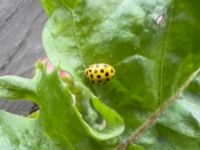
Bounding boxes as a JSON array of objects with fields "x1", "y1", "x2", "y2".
[{"x1": 84, "y1": 63, "x2": 115, "y2": 84}]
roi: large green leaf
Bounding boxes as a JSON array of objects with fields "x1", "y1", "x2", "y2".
[
  {"x1": 0, "y1": 62, "x2": 124, "y2": 150},
  {"x1": 41, "y1": 0, "x2": 200, "y2": 149},
  {"x1": 138, "y1": 72, "x2": 200, "y2": 149},
  {"x1": 0, "y1": 110, "x2": 61, "y2": 150}
]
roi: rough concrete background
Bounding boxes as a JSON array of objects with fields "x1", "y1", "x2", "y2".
[{"x1": 0, "y1": 0, "x2": 47, "y2": 115}]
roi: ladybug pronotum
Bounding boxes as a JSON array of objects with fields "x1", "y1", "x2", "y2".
[{"x1": 84, "y1": 63, "x2": 115, "y2": 84}]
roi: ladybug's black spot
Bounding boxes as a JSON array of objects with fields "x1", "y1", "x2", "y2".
[
  {"x1": 91, "y1": 80, "x2": 95, "y2": 84},
  {"x1": 104, "y1": 65, "x2": 108, "y2": 68},
  {"x1": 90, "y1": 74, "x2": 94, "y2": 78},
  {"x1": 89, "y1": 69, "x2": 92, "y2": 73},
  {"x1": 111, "y1": 69, "x2": 114, "y2": 73},
  {"x1": 97, "y1": 75, "x2": 101, "y2": 78},
  {"x1": 94, "y1": 70, "x2": 98, "y2": 73},
  {"x1": 86, "y1": 71, "x2": 88, "y2": 75},
  {"x1": 100, "y1": 69, "x2": 104, "y2": 73},
  {"x1": 105, "y1": 72, "x2": 109, "y2": 77}
]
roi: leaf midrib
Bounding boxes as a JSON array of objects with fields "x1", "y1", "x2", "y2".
[
  {"x1": 158, "y1": 4, "x2": 174, "y2": 104},
  {"x1": 70, "y1": 10, "x2": 86, "y2": 69}
]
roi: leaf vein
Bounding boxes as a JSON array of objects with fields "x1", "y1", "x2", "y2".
[{"x1": 158, "y1": 5, "x2": 174, "y2": 104}]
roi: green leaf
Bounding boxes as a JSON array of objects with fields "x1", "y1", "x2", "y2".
[
  {"x1": 40, "y1": 0, "x2": 80, "y2": 15},
  {"x1": 0, "y1": 62, "x2": 124, "y2": 149},
  {"x1": 41, "y1": 0, "x2": 200, "y2": 149},
  {"x1": 0, "y1": 110, "x2": 60, "y2": 150},
  {"x1": 61, "y1": 0, "x2": 80, "y2": 9},
  {"x1": 40, "y1": 0, "x2": 62, "y2": 16},
  {"x1": 0, "y1": 76, "x2": 35, "y2": 100},
  {"x1": 81, "y1": 97, "x2": 124, "y2": 140},
  {"x1": 126, "y1": 69, "x2": 200, "y2": 150},
  {"x1": 138, "y1": 75, "x2": 200, "y2": 149},
  {"x1": 35, "y1": 63, "x2": 124, "y2": 143},
  {"x1": 127, "y1": 144, "x2": 145, "y2": 150}
]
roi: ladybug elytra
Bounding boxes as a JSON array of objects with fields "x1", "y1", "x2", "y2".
[{"x1": 84, "y1": 63, "x2": 115, "y2": 84}]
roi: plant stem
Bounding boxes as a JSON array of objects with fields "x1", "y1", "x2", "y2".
[{"x1": 118, "y1": 67, "x2": 200, "y2": 150}]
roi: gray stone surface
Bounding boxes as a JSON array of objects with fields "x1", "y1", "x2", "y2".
[{"x1": 0, "y1": 0, "x2": 47, "y2": 115}]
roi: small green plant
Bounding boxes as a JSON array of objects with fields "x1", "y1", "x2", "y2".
[{"x1": 0, "y1": 0, "x2": 199, "y2": 149}]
